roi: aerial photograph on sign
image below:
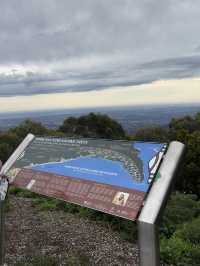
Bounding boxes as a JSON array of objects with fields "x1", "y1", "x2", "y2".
[{"x1": 7, "y1": 137, "x2": 167, "y2": 220}]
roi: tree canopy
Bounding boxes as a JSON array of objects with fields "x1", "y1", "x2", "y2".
[{"x1": 59, "y1": 112, "x2": 126, "y2": 139}]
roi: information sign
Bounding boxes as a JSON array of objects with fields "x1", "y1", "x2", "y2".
[{"x1": 6, "y1": 136, "x2": 167, "y2": 220}]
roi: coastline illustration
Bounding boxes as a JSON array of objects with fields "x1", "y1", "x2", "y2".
[{"x1": 7, "y1": 137, "x2": 166, "y2": 193}]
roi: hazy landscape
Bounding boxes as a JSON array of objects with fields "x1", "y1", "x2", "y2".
[{"x1": 0, "y1": 104, "x2": 199, "y2": 133}]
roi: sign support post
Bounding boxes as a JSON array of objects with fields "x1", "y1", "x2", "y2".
[
  {"x1": 137, "y1": 141, "x2": 185, "y2": 266},
  {"x1": 0, "y1": 198, "x2": 6, "y2": 266},
  {"x1": 0, "y1": 177, "x2": 9, "y2": 266},
  {"x1": 0, "y1": 134, "x2": 34, "y2": 265}
]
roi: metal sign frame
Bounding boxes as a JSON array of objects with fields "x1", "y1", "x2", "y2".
[{"x1": 137, "y1": 141, "x2": 185, "y2": 266}]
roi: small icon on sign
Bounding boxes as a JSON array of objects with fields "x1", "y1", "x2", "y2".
[
  {"x1": 7, "y1": 168, "x2": 21, "y2": 182},
  {"x1": 112, "y1": 192, "x2": 129, "y2": 206}
]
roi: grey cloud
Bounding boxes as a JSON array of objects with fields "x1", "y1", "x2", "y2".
[
  {"x1": 0, "y1": 0, "x2": 200, "y2": 96},
  {"x1": 1, "y1": 55, "x2": 200, "y2": 97}
]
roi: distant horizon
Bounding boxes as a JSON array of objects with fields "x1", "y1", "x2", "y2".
[
  {"x1": 0, "y1": 102, "x2": 199, "y2": 134},
  {"x1": 0, "y1": 102, "x2": 200, "y2": 117}
]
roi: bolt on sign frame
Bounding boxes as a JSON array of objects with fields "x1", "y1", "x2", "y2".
[{"x1": 0, "y1": 134, "x2": 185, "y2": 266}]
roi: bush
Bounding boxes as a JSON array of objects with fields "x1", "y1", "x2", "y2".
[
  {"x1": 15, "y1": 255, "x2": 59, "y2": 266},
  {"x1": 11, "y1": 119, "x2": 48, "y2": 140},
  {"x1": 31, "y1": 198, "x2": 59, "y2": 211},
  {"x1": 9, "y1": 187, "x2": 39, "y2": 198},
  {"x1": 160, "y1": 193, "x2": 200, "y2": 238},
  {"x1": 161, "y1": 217, "x2": 200, "y2": 266},
  {"x1": 174, "y1": 217, "x2": 200, "y2": 246},
  {"x1": 161, "y1": 235, "x2": 200, "y2": 266},
  {"x1": 134, "y1": 127, "x2": 169, "y2": 142},
  {"x1": 15, "y1": 252, "x2": 91, "y2": 266}
]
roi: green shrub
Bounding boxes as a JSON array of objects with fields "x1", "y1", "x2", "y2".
[
  {"x1": 31, "y1": 198, "x2": 59, "y2": 211},
  {"x1": 15, "y1": 253, "x2": 90, "y2": 266},
  {"x1": 15, "y1": 255, "x2": 59, "y2": 266},
  {"x1": 9, "y1": 187, "x2": 39, "y2": 198},
  {"x1": 55, "y1": 200, "x2": 82, "y2": 214},
  {"x1": 174, "y1": 217, "x2": 200, "y2": 245},
  {"x1": 161, "y1": 235, "x2": 200, "y2": 266},
  {"x1": 161, "y1": 217, "x2": 200, "y2": 266},
  {"x1": 160, "y1": 193, "x2": 200, "y2": 238}
]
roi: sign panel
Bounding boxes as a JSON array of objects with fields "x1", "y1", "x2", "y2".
[{"x1": 6, "y1": 136, "x2": 167, "y2": 220}]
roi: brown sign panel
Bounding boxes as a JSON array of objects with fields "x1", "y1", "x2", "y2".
[{"x1": 6, "y1": 136, "x2": 167, "y2": 220}]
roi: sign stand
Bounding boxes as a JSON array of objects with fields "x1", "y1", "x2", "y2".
[
  {"x1": 0, "y1": 196, "x2": 6, "y2": 266},
  {"x1": 137, "y1": 141, "x2": 185, "y2": 266},
  {"x1": 0, "y1": 135, "x2": 185, "y2": 266},
  {"x1": 0, "y1": 177, "x2": 9, "y2": 266}
]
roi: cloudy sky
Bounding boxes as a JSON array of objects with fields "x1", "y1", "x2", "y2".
[{"x1": 0, "y1": 0, "x2": 200, "y2": 113}]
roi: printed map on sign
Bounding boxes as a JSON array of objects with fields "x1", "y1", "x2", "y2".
[{"x1": 6, "y1": 136, "x2": 167, "y2": 220}]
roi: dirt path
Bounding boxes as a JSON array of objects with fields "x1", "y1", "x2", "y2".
[{"x1": 4, "y1": 195, "x2": 139, "y2": 265}]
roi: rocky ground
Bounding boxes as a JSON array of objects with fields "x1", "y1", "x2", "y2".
[{"x1": 4, "y1": 195, "x2": 139, "y2": 266}]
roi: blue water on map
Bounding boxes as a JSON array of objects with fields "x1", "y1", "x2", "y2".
[
  {"x1": 134, "y1": 142, "x2": 165, "y2": 186},
  {"x1": 31, "y1": 142, "x2": 165, "y2": 192},
  {"x1": 31, "y1": 157, "x2": 148, "y2": 192}
]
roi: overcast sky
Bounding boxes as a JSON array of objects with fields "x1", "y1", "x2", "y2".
[{"x1": 0, "y1": 0, "x2": 200, "y2": 113}]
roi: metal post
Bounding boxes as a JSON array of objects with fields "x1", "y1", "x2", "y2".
[
  {"x1": 137, "y1": 141, "x2": 185, "y2": 266},
  {"x1": 0, "y1": 199, "x2": 5, "y2": 266},
  {"x1": 138, "y1": 222, "x2": 160, "y2": 266},
  {"x1": 0, "y1": 176, "x2": 9, "y2": 266},
  {"x1": 0, "y1": 133, "x2": 35, "y2": 177}
]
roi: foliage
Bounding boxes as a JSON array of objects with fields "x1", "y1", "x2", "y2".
[
  {"x1": 160, "y1": 193, "x2": 200, "y2": 238},
  {"x1": 10, "y1": 119, "x2": 48, "y2": 140},
  {"x1": 9, "y1": 187, "x2": 40, "y2": 198},
  {"x1": 15, "y1": 255, "x2": 60, "y2": 266},
  {"x1": 160, "y1": 217, "x2": 200, "y2": 266},
  {"x1": 59, "y1": 112, "x2": 126, "y2": 139},
  {"x1": 160, "y1": 194, "x2": 200, "y2": 266},
  {"x1": 169, "y1": 113, "x2": 200, "y2": 136},
  {"x1": 134, "y1": 126, "x2": 169, "y2": 142},
  {"x1": 134, "y1": 112, "x2": 200, "y2": 196},
  {"x1": 0, "y1": 132, "x2": 19, "y2": 163},
  {"x1": 174, "y1": 217, "x2": 200, "y2": 246},
  {"x1": 171, "y1": 130, "x2": 200, "y2": 197},
  {"x1": 0, "y1": 120, "x2": 48, "y2": 163},
  {"x1": 160, "y1": 235, "x2": 200, "y2": 266},
  {"x1": 0, "y1": 142, "x2": 14, "y2": 164},
  {"x1": 15, "y1": 253, "x2": 91, "y2": 266}
]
